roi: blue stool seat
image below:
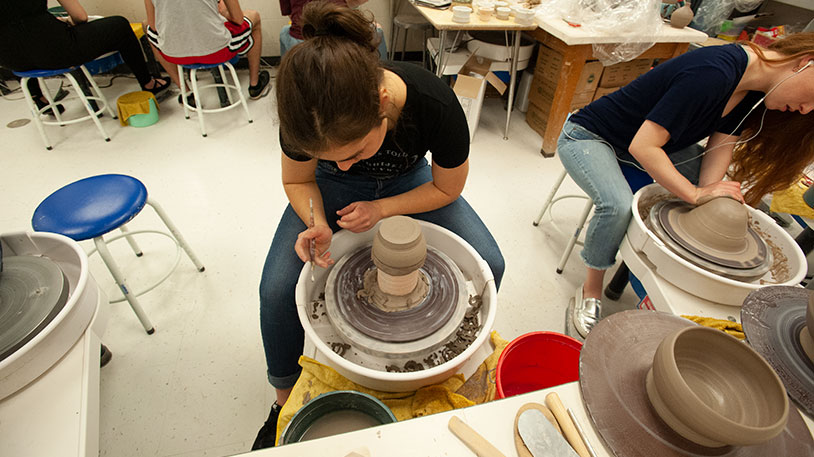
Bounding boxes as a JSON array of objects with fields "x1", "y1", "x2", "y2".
[
  {"x1": 181, "y1": 55, "x2": 240, "y2": 70},
  {"x1": 32, "y1": 174, "x2": 147, "y2": 241},
  {"x1": 13, "y1": 67, "x2": 77, "y2": 78}
]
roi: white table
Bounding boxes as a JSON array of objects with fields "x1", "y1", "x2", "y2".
[
  {"x1": 412, "y1": 3, "x2": 537, "y2": 140},
  {"x1": 241, "y1": 379, "x2": 813, "y2": 456}
]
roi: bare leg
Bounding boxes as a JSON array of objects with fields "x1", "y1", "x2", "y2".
[
  {"x1": 583, "y1": 267, "x2": 605, "y2": 300},
  {"x1": 146, "y1": 43, "x2": 182, "y2": 88},
  {"x1": 244, "y1": 10, "x2": 262, "y2": 86},
  {"x1": 275, "y1": 387, "x2": 291, "y2": 407}
]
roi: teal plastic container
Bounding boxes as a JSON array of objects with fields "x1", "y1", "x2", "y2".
[{"x1": 128, "y1": 98, "x2": 159, "y2": 128}]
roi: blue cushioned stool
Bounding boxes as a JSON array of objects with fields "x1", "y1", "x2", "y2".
[
  {"x1": 32, "y1": 174, "x2": 205, "y2": 334},
  {"x1": 178, "y1": 55, "x2": 252, "y2": 137},
  {"x1": 14, "y1": 63, "x2": 117, "y2": 150}
]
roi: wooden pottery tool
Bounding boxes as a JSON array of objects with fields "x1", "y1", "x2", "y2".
[
  {"x1": 514, "y1": 403, "x2": 560, "y2": 457},
  {"x1": 517, "y1": 408, "x2": 578, "y2": 457},
  {"x1": 545, "y1": 392, "x2": 592, "y2": 457},
  {"x1": 448, "y1": 416, "x2": 506, "y2": 457}
]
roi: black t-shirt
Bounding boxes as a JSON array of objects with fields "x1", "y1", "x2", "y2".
[
  {"x1": 282, "y1": 61, "x2": 470, "y2": 179},
  {"x1": 572, "y1": 44, "x2": 764, "y2": 160}
]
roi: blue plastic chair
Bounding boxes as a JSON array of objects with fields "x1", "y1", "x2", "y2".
[
  {"x1": 32, "y1": 174, "x2": 205, "y2": 334},
  {"x1": 14, "y1": 63, "x2": 117, "y2": 150},
  {"x1": 178, "y1": 55, "x2": 252, "y2": 137}
]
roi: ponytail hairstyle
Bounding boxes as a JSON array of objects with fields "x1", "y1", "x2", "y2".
[
  {"x1": 276, "y1": 1, "x2": 384, "y2": 158},
  {"x1": 729, "y1": 32, "x2": 814, "y2": 206}
]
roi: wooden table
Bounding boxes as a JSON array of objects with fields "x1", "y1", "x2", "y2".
[
  {"x1": 412, "y1": 4, "x2": 538, "y2": 139},
  {"x1": 530, "y1": 19, "x2": 707, "y2": 156}
]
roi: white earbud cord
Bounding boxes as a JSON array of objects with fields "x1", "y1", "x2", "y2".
[{"x1": 563, "y1": 61, "x2": 811, "y2": 173}]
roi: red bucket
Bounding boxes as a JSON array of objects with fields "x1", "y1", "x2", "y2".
[{"x1": 495, "y1": 331, "x2": 582, "y2": 399}]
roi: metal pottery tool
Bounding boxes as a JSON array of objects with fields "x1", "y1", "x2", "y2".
[
  {"x1": 517, "y1": 409, "x2": 579, "y2": 457},
  {"x1": 545, "y1": 392, "x2": 591, "y2": 457},
  {"x1": 309, "y1": 197, "x2": 315, "y2": 282}
]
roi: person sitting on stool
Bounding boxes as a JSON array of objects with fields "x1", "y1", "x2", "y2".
[{"x1": 144, "y1": 0, "x2": 271, "y2": 101}]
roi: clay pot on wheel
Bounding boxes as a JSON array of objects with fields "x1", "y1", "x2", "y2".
[
  {"x1": 646, "y1": 326, "x2": 789, "y2": 447},
  {"x1": 371, "y1": 216, "x2": 427, "y2": 297}
]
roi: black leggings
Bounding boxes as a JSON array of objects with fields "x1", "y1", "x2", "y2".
[{"x1": 0, "y1": 14, "x2": 152, "y2": 89}]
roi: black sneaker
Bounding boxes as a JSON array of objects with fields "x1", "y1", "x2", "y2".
[
  {"x1": 100, "y1": 344, "x2": 112, "y2": 367},
  {"x1": 248, "y1": 70, "x2": 271, "y2": 100},
  {"x1": 251, "y1": 401, "x2": 282, "y2": 450},
  {"x1": 177, "y1": 93, "x2": 196, "y2": 107}
]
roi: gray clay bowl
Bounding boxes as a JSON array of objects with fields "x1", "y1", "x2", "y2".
[{"x1": 646, "y1": 326, "x2": 788, "y2": 447}]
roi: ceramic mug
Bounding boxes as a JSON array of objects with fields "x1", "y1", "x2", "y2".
[
  {"x1": 514, "y1": 7, "x2": 534, "y2": 24},
  {"x1": 495, "y1": 6, "x2": 510, "y2": 19},
  {"x1": 452, "y1": 5, "x2": 472, "y2": 23}
]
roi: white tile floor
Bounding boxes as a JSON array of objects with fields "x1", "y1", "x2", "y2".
[{"x1": 0, "y1": 67, "x2": 639, "y2": 456}]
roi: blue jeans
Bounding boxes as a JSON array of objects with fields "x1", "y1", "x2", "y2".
[
  {"x1": 557, "y1": 120, "x2": 703, "y2": 270},
  {"x1": 279, "y1": 24, "x2": 389, "y2": 59},
  {"x1": 258, "y1": 158, "x2": 505, "y2": 389}
]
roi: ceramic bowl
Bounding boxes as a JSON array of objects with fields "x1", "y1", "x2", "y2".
[
  {"x1": 495, "y1": 6, "x2": 511, "y2": 19},
  {"x1": 478, "y1": 6, "x2": 493, "y2": 20},
  {"x1": 646, "y1": 326, "x2": 789, "y2": 447}
]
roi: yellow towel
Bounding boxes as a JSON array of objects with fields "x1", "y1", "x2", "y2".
[
  {"x1": 770, "y1": 183, "x2": 814, "y2": 219},
  {"x1": 682, "y1": 315, "x2": 745, "y2": 339},
  {"x1": 116, "y1": 91, "x2": 158, "y2": 126},
  {"x1": 276, "y1": 331, "x2": 509, "y2": 444}
]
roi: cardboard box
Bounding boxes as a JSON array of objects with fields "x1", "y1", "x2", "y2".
[
  {"x1": 453, "y1": 53, "x2": 507, "y2": 142},
  {"x1": 593, "y1": 86, "x2": 621, "y2": 101},
  {"x1": 525, "y1": 101, "x2": 549, "y2": 137},
  {"x1": 534, "y1": 46, "x2": 604, "y2": 94},
  {"x1": 599, "y1": 59, "x2": 653, "y2": 88}
]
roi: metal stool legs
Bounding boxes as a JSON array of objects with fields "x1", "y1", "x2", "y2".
[
  {"x1": 94, "y1": 236, "x2": 155, "y2": 334},
  {"x1": 533, "y1": 168, "x2": 593, "y2": 274}
]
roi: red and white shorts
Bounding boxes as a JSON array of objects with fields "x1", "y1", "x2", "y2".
[{"x1": 146, "y1": 17, "x2": 253, "y2": 65}]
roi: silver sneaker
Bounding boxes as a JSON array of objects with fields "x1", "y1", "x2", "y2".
[{"x1": 572, "y1": 286, "x2": 601, "y2": 338}]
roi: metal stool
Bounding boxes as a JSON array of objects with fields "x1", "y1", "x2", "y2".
[
  {"x1": 389, "y1": 14, "x2": 432, "y2": 67},
  {"x1": 178, "y1": 55, "x2": 252, "y2": 137},
  {"x1": 533, "y1": 164, "x2": 652, "y2": 274},
  {"x1": 32, "y1": 174, "x2": 205, "y2": 334},
  {"x1": 14, "y1": 64, "x2": 117, "y2": 150}
]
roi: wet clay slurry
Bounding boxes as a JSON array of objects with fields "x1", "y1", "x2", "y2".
[
  {"x1": 299, "y1": 410, "x2": 382, "y2": 441},
  {"x1": 742, "y1": 286, "x2": 814, "y2": 418},
  {"x1": 800, "y1": 291, "x2": 814, "y2": 362}
]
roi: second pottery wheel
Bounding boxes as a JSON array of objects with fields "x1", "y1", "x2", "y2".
[
  {"x1": 580, "y1": 310, "x2": 813, "y2": 456},
  {"x1": 741, "y1": 286, "x2": 814, "y2": 418}
]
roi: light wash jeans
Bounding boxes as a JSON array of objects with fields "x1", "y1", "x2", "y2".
[
  {"x1": 258, "y1": 158, "x2": 505, "y2": 389},
  {"x1": 557, "y1": 120, "x2": 704, "y2": 270},
  {"x1": 279, "y1": 24, "x2": 389, "y2": 59}
]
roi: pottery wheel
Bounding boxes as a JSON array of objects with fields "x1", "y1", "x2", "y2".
[
  {"x1": 0, "y1": 255, "x2": 69, "y2": 363},
  {"x1": 580, "y1": 310, "x2": 813, "y2": 457},
  {"x1": 324, "y1": 245, "x2": 468, "y2": 359},
  {"x1": 741, "y1": 286, "x2": 814, "y2": 418},
  {"x1": 649, "y1": 201, "x2": 771, "y2": 280}
]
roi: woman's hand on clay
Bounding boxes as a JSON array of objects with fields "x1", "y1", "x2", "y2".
[
  {"x1": 692, "y1": 181, "x2": 744, "y2": 206},
  {"x1": 295, "y1": 225, "x2": 335, "y2": 268},
  {"x1": 336, "y1": 201, "x2": 383, "y2": 233}
]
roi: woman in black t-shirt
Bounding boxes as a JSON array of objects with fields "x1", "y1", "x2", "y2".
[
  {"x1": 251, "y1": 2, "x2": 504, "y2": 450},
  {"x1": 0, "y1": 0, "x2": 169, "y2": 108}
]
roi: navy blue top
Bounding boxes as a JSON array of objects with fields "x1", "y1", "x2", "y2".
[{"x1": 571, "y1": 44, "x2": 764, "y2": 162}]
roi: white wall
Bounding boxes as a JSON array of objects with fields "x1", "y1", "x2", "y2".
[
  {"x1": 51, "y1": 0, "x2": 396, "y2": 56},
  {"x1": 774, "y1": 0, "x2": 814, "y2": 11}
]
